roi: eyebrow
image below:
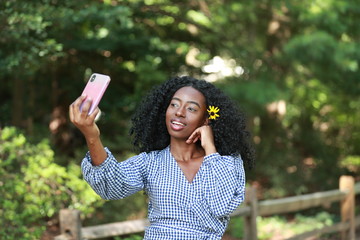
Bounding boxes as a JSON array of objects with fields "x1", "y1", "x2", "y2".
[{"x1": 172, "y1": 97, "x2": 201, "y2": 108}]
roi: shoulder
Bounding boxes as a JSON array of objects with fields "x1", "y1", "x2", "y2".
[
  {"x1": 134, "y1": 146, "x2": 170, "y2": 164},
  {"x1": 203, "y1": 152, "x2": 244, "y2": 171},
  {"x1": 204, "y1": 152, "x2": 242, "y2": 164}
]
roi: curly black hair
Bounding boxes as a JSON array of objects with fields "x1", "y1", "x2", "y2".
[{"x1": 130, "y1": 76, "x2": 255, "y2": 168}]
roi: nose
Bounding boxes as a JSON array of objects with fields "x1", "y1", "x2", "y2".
[{"x1": 175, "y1": 107, "x2": 185, "y2": 117}]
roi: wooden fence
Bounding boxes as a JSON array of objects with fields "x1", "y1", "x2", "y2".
[{"x1": 55, "y1": 175, "x2": 360, "y2": 240}]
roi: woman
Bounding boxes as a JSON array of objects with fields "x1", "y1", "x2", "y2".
[{"x1": 69, "y1": 76, "x2": 255, "y2": 239}]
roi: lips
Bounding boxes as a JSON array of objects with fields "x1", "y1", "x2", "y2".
[{"x1": 170, "y1": 119, "x2": 186, "y2": 130}]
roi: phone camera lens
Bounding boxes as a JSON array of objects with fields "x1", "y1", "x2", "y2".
[{"x1": 90, "y1": 75, "x2": 96, "y2": 82}]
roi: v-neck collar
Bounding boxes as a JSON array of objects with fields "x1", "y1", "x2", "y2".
[{"x1": 166, "y1": 146, "x2": 203, "y2": 184}]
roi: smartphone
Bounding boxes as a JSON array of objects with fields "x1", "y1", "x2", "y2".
[{"x1": 80, "y1": 73, "x2": 111, "y2": 115}]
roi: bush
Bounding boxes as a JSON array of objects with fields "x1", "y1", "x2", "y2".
[
  {"x1": 0, "y1": 127, "x2": 103, "y2": 240},
  {"x1": 257, "y1": 212, "x2": 336, "y2": 240}
]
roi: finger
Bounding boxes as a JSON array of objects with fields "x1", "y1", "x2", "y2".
[
  {"x1": 73, "y1": 95, "x2": 87, "y2": 108},
  {"x1": 80, "y1": 98, "x2": 93, "y2": 117},
  {"x1": 186, "y1": 137, "x2": 194, "y2": 144},
  {"x1": 94, "y1": 109, "x2": 102, "y2": 122},
  {"x1": 70, "y1": 96, "x2": 86, "y2": 122},
  {"x1": 188, "y1": 136, "x2": 200, "y2": 144},
  {"x1": 187, "y1": 130, "x2": 200, "y2": 143},
  {"x1": 69, "y1": 104, "x2": 74, "y2": 122},
  {"x1": 192, "y1": 136, "x2": 200, "y2": 143},
  {"x1": 88, "y1": 107, "x2": 100, "y2": 122},
  {"x1": 72, "y1": 95, "x2": 87, "y2": 115},
  {"x1": 187, "y1": 130, "x2": 198, "y2": 142}
]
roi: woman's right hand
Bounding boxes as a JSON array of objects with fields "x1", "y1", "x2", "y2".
[{"x1": 69, "y1": 95, "x2": 101, "y2": 140}]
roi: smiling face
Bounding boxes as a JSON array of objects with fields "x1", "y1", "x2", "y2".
[{"x1": 165, "y1": 86, "x2": 208, "y2": 141}]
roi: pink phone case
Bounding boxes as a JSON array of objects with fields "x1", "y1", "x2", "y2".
[{"x1": 80, "y1": 73, "x2": 110, "y2": 115}]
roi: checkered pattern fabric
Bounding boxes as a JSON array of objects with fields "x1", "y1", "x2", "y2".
[{"x1": 82, "y1": 146, "x2": 245, "y2": 239}]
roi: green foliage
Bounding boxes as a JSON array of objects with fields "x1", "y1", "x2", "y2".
[
  {"x1": 0, "y1": 127, "x2": 103, "y2": 239},
  {"x1": 115, "y1": 235, "x2": 143, "y2": 240},
  {"x1": 226, "y1": 216, "x2": 244, "y2": 238},
  {"x1": 256, "y1": 212, "x2": 336, "y2": 240},
  {"x1": 0, "y1": 1, "x2": 64, "y2": 75},
  {"x1": 226, "y1": 212, "x2": 337, "y2": 240},
  {"x1": 83, "y1": 190, "x2": 147, "y2": 227},
  {"x1": 341, "y1": 155, "x2": 360, "y2": 173}
]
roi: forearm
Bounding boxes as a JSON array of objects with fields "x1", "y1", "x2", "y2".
[
  {"x1": 81, "y1": 149, "x2": 147, "y2": 200},
  {"x1": 86, "y1": 136, "x2": 107, "y2": 166}
]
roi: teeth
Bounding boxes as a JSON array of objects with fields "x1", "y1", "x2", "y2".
[{"x1": 172, "y1": 121, "x2": 185, "y2": 126}]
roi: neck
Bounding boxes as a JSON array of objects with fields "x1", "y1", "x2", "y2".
[{"x1": 170, "y1": 139, "x2": 204, "y2": 162}]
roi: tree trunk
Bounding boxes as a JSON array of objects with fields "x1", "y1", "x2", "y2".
[{"x1": 11, "y1": 76, "x2": 24, "y2": 127}]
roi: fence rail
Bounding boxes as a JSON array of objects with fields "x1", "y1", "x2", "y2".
[{"x1": 55, "y1": 175, "x2": 360, "y2": 240}]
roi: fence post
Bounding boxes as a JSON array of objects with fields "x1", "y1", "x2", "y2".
[
  {"x1": 243, "y1": 186, "x2": 258, "y2": 240},
  {"x1": 55, "y1": 209, "x2": 82, "y2": 240},
  {"x1": 339, "y1": 175, "x2": 355, "y2": 240}
]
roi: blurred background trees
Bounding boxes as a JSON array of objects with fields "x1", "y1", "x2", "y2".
[{"x1": 1, "y1": 0, "x2": 359, "y2": 239}]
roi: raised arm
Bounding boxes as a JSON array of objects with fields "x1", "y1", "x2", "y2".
[
  {"x1": 81, "y1": 149, "x2": 149, "y2": 200},
  {"x1": 69, "y1": 95, "x2": 107, "y2": 166}
]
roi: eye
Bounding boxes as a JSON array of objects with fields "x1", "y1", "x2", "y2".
[
  {"x1": 170, "y1": 102, "x2": 179, "y2": 108},
  {"x1": 187, "y1": 107, "x2": 197, "y2": 112}
]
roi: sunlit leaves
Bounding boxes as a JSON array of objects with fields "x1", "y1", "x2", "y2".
[
  {"x1": 161, "y1": 5, "x2": 180, "y2": 14},
  {"x1": 155, "y1": 15, "x2": 175, "y2": 25},
  {"x1": 0, "y1": 127, "x2": 103, "y2": 239},
  {"x1": 341, "y1": 155, "x2": 360, "y2": 172},
  {"x1": 186, "y1": 10, "x2": 211, "y2": 27}
]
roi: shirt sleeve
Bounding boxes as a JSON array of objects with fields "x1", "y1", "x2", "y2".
[
  {"x1": 81, "y1": 147, "x2": 148, "y2": 200},
  {"x1": 192, "y1": 153, "x2": 246, "y2": 218}
]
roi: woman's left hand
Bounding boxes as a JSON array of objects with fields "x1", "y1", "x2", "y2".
[{"x1": 186, "y1": 125, "x2": 217, "y2": 155}]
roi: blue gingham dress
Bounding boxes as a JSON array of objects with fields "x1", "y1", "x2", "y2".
[{"x1": 81, "y1": 146, "x2": 245, "y2": 239}]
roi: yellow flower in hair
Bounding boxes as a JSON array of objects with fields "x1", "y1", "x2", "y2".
[{"x1": 207, "y1": 106, "x2": 220, "y2": 120}]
